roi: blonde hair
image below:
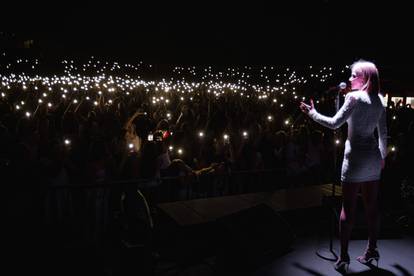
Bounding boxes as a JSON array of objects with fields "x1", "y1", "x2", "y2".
[{"x1": 350, "y1": 59, "x2": 380, "y2": 94}]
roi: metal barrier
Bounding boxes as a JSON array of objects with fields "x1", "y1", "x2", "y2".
[{"x1": 47, "y1": 168, "x2": 288, "y2": 202}]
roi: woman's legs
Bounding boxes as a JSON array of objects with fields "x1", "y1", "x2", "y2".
[
  {"x1": 339, "y1": 181, "x2": 360, "y2": 258},
  {"x1": 361, "y1": 180, "x2": 380, "y2": 251}
]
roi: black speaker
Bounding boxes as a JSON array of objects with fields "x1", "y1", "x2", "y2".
[{"x1": 216, "y1": 204, "x2": 295, "y2": 270}]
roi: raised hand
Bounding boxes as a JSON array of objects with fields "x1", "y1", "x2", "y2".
[{"x1": 300, "y1": 99, "x2": 314, "y2": 114}]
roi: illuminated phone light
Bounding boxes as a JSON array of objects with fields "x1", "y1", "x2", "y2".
[
  {"x1": 284, "y1": 120, "x2": 290, "y2": 125},
  {"x1": 16, "y1": 105, "x2": 20, "y2": 110},
  {"x1": 392, "y1": 116, "x2": 396, "y2": 120},
  {"x1": 280, "y1": 104, "x2": 284, "y2": 108},
  {"x1": 391, "y1": 146, "x2": 396, "y2": 152},
  {"x1": 47, "y1": 103, "x2": 52, "y2": 108},
  {"x1": 199, "y1": 132, "x2": 204, "y2": 137},
  {"x1": 128, "y1": 143, "x2": 134, "y2": 149},
  {"x1": 335, "y1": 139, "x2": 340, "y2": 145},
  {"x1": 223, "y1": 134, "x2": 229, "y2": 140},
  {"x1": 169, "y1": 146, "x2": 174, "y2": 151},
  {"x1": 21, "y1": 101, "x2": 25, "y2": 105},
  {"x1": 1, "y1": 92, "x2": 6, "y2": 97},
  {"x1": 93, "y1": 101, "x2": 98, "y2": 106},
  {"x1": 268, "y1": 115, "x2": 273, "y2": 121},
  {"x1": 62, "y1": 94, "x2": 66, "y2": 99},
  {"x1": 273, "y1": 99, "x2": 277, "y2": 103},
  {"x1": 25, "y1": 112, "x2": 31, "y2": 118},
  {"x1": 64, "y1": 139, "x2": 71, "y2": 145},
  {"x1": 73, "y1": 99, "x2": 78, "y2": 104},
  {"x1": 177, "y1": 148, "x2": 183, "y2": 155},
  {"x1": 242, "y1": 131, "x2": 248, "y2": 138}
]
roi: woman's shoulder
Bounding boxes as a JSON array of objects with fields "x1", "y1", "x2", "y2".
[
  {"x1": 344, "y1": 91, "x2": 362, "y2": 105},
  {"x1": 346, "y1": 90, "x2": 364, "y2": 98},
  {"x1": 346, "y1": 90, "x2": 372, "y2": 103}
]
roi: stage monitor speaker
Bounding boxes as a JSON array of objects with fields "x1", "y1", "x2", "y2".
[{"x1": 216, "y1": 204, "x2": 295, "y2": 269}]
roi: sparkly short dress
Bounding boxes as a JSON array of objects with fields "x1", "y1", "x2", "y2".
[{"x1": 309, "y1": 90, "x2": 387, "y2": 183}]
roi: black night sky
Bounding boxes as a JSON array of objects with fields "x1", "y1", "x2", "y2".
[{"x1": 2, "y1": 1, "x2": 414, "y2": 66}]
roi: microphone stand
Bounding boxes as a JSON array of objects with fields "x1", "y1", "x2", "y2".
[{"x1": 315, "y1": 88, "x2": 344, "y2": 262}]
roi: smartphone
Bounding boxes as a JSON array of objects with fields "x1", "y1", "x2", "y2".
[{"x1": 147, "y1": 134, "x2": 153, "y2": 141}]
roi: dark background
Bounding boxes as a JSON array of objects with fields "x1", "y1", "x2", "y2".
[{"x1": 1, "y1": 1, "x2": 413, "y2": 67}]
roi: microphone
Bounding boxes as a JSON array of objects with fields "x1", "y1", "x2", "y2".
[
  {"x1": 335, "y1": 82, "x2": 347, "y2": 112},
  {"x1": 338, "y1": 82, "x2": 347, "y2": 90},
  {"x1": 325, "y1": 82, "x2": 347, "y2": 93}
]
